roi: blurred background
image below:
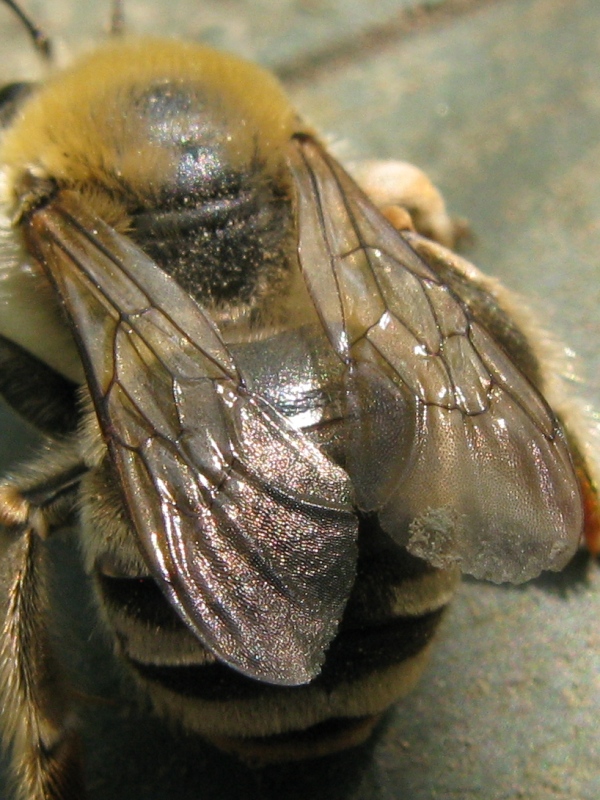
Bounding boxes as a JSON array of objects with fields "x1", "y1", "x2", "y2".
[{"x1": 1, "y1": 1, "x2": 599, "y2": 797}]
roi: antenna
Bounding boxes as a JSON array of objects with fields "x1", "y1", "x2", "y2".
[
  {"x1": 109, "y1": 0, "x2": 125, "y2": 35},
  {"x1": 1, "y1": 0, "x2": 52, "y2": 60}
]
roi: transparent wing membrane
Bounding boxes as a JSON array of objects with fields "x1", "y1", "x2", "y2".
[
  {"x1": 25, "y1": 192, "x2": 358, "y2": 685},
  {"x1": 289, "y1": 135, "x2": 582, "y2": 583}
]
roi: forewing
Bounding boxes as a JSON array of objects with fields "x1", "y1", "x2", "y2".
[
  {"x1": 24, "y1": 191, "x2": 358, "y2": 685},
  {"x1": 289, "y1": 136, "x2": 582, "y2": 583}
]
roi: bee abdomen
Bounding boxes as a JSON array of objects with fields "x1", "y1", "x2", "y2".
[
  {"x1": 95, "y1": 550, "x2": 455, "y2": 697},
  {"x1": 92, "y1": 540, "x2": 456, "y2": 747},
  {"x1": 125, "y1": 606, "x2": 446, "y2": 700},
  {"x1": 95, "y1": 572, "x2": 217, "y2": 668}
]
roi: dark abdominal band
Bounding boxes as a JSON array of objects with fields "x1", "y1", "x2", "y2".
[
  {"x1": 127, "y1": 610, "x2": 445, "y2": 699},
  {"x1": 96, "y1": 570, "x2": 446, "y2": 700}
]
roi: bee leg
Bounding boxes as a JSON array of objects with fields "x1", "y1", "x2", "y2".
[
  {"x1": 349, "y1": 159, "x2": 466, "y2": 248},
  {"x1": 0, "y1": 447, "x2": 88, "y2": 800}
]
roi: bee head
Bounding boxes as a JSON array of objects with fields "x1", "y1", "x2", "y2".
[
  {"x1": 1, "y1": 37, "x2": 304, "y2": 222},
  {"x1": 1, "y1": 38, "x2": 314, "y2": 312}
]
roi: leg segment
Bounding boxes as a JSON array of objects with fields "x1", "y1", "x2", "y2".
[
  {"x1": 350, "y1": 159, "x2": 463, "y2": 247},
  {"x1": 0, "y1": 447, "x2": 87, "y2": 800}
]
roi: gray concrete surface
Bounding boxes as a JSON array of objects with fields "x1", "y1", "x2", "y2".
[{"x1": 1, "y1": 1, "x2": 599, "y2": 798}]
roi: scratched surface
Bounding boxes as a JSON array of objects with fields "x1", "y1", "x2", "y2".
[{"x1": 1, "y1": 1, "x2": 600, "y2": 798}]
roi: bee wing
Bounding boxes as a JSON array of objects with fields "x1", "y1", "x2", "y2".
[
  {"x1": 289, "y1": 136, "x2": 582, "y2": 583},
  {"x1": 24, "y1": 191, "x2": 358, "y2": 686}
]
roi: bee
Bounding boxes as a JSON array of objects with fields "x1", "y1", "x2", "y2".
[{"x1": 0, "y1": 2, "x2": 598, "y2": 799}]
